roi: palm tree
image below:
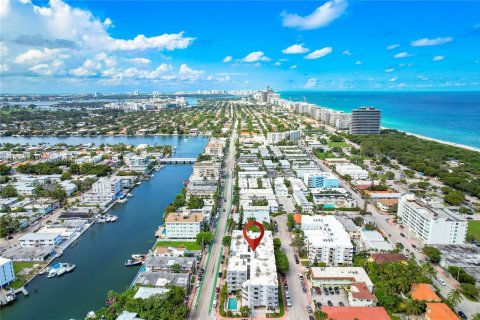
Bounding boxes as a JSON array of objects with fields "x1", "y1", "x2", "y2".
[
  {"x1": 403, "y1": 299, "x2": 426, "y2": 315},
  {"x1": 421, "y1": 262, "x2": 436, "y2": 279},
  {"x1": 447, "y1": 289, "x2": 463, "y2": 307}
]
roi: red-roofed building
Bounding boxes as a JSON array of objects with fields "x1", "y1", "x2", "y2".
[
  {"x1": 321, "y1": 306, "x2": 391, "y2": 320},
  {"x1": 348, "y1": 282, "x2": 377, "y2": 306},
  {"x1": 411, "y1": 283, "x2": 441, "y2": 302},
  {"x1": 293, "y1": 213, "x2": 302, "y2": 224}
]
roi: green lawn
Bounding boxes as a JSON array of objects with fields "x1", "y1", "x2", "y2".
[
  {"x1": 154, "y1": 240, "x2": 202, "y2": 250},
  {"x1": 10, "y1": 261, "x2": 46, "y2": 289},
  {"x1": 467, "y1": 220, "x2": 480, "y2": 241},
  {"x1": 328, "y1": 141, "x2": 350, "y2": 148}
]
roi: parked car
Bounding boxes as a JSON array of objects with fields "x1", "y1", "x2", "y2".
[
  {"x1": 307, "y1": 306, "x2": 313, "y2": 313},
  {"x1": 316, "y1": 302, "x2": 322, "y2": 309},
  {"x1": 400, "y1": 233, "x2": 405, "y2": 237},
  {"x1": 327, "y1": 300, "x2": 333, "y2": 306},
  {"x1": 438, "y1": 278, "x2": 446, "y2": 286},
  {"x1": 458, "y1": 311, "x2": 467, "y2": 319},
  {"x1": 213, "y1": 299, "x2": 218, "y2": 307},
  {"x1": 329, "y1": 288, "x2": 335, "y2": 295},
  {"x1": 339, "y1": 302, "x2": 344, "y2": 306},
  {"x1": 286, "y1": 299, "x2": 292, "y2": 307},
  {"x1": 334, "y1": 287, "x2": 339, "y2": 294},
  {"x1": 324, "y1": 288, "x2": 329, "y2": 295}
]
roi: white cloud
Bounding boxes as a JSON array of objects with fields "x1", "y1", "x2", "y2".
[
  {"x1": 290, "y1": 65, "x2": 298, "y2": 69},
  {"x1": 239, "y1": 51, "x2": 271, "y2": 62},
  {"x1": 355, "y1": 60, "x2": 362, "y2": 65},
  {"x1": 274, "y1": 61, "x2": 282, "y2": 66},
  {"x1": 304, "y1": 47, "x2": 332, "y2": 59},
  {"x1": 103, "y1": 17, "x2": 113, "y2": 27},
  {"x1": 14, "y1": 48, "x2": 68, "y2": 64},
  {"x1": 385, "y1": 68, "x2": 395, "y2": 72},
  {"x1": 304, "y1": 78, "x2": 317, "y2": 88},
  {"x1": 386, "y1": 44, "x2": 400, "y2": 50},
  {"x1": 0, "y1": 64, "x2": 8, "y2": 72},
  {"x1": 411, "y1": 37, "x2": 453, "y2": 47},
  {"x1": 389, "y1": 77, "x2": 398, "y2": 82},
  {"x1": 394, "y1": 52, "x2": 411, "y2": 58},
  {"x1": 178, "y1": 64, "x2": 204, "y2": 81},
  {"x1": 128, "y1": 57, "x2": 151, "y2": 65},
  {"x1": 222, "y1": 56, "x2": 233, "y2": 63},
  {"x1": 342, "y1": 50, "x2": 351, "y2": 56},
  {"x1": 282, "y1": 43, "x2": 309, "y2": 54},
  {"x1": 281, "y1": 0, "x2": 348, "y2": 30},
  {"x1": 432, "y1": 55, "x2": 444, "y2": 61}
]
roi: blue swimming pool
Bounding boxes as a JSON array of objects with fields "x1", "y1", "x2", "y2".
[
  {"x1": 227, "y1": 297, "x2": 238, "y2": 310},
  {"x1": 323, "y1": 204, "x2": 336, "y2": 209}
]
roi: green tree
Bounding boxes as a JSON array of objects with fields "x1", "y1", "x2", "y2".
[
  {"x1": 187, "y1": 196, "x2": 204, "y2": 209},
  {"x1": 273, "y1": 238, "x2": 282, "y2": 251},
  {"x1": 447, "y1": 289, "x2": 462, "y2": 307},
  {"x1": 460, "y1": 283, "x2": 478, "y2": 299},
  {"x1": 274, "y1": 249, "x2": 289, "y2": 274},
  {"x1": 0, "y1": 164, "x2": 12, "y2": 175},
  {"x1": 0, "y1": 184, "x2": 17, "y2": 197},
  {"x1": 240, "y1": 306, "x2": 250, "y2": 317},
  {"x1": 314, "y1": 310, "x2": 328, "y2": 320},
  {"x1": 0, "y1": 215, "x2": 20, "y2": 237},
  {"x1": 402, "y1": 299, "x2": 426, "y2": 315},
  {"x1": 171, "y1": 263, "x2": 182, "y2": 273},
  {"x1": 422, "y1": 246, "x2": 441, "y2": 263},
  {"x1": 60, "y1": 171, "x2": 72, "y2": 181},
  {"x1": 196, "y1": 231, "x2": 214, "y2": 249},
  {"x1": 222, "y1": 235, "x2": 232, "y2": 247}
]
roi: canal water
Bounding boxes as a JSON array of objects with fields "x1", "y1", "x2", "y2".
[{"x1": 1, "y1": 136, "x2": 208, "y2": 320}]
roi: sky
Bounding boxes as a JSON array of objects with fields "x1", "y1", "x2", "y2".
[{"x1": 1, "y1": 0, "x2": 479, "y2": 93}]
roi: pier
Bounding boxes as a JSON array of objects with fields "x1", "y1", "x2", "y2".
[{"x1": 159, "y1": 158, "x2": 196, "y2": 164}]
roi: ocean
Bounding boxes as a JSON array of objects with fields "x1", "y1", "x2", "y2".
[{"x1": 279, "y1": 91, "x2": 480, "y2": 149}]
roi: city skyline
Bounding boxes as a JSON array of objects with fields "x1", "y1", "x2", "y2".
[{"x1": 1, "y1": 0, "x2": 480, "y2": 93}]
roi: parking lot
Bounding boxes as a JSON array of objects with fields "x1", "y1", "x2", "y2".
[{"x1": 311, "y1": 286, "x2": 349, "y2": 309}]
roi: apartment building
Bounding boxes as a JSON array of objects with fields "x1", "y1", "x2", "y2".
[
  {"x1": 0, "y1": 257, "x2": 15, "y2": 287},
  {"x1": 92, "y1": 177, "x2": 122, "y2": 195},
  {"x1": 303, "y1": 172, "x2": 339, "y2": 188},
  {"x1": 350, "y1": 107, "x2": 381, "y2": 135},
  {"x1": 19, "y1": 232, "x2": 63, "y2": 247},
  {"x1": 164, "y1": 208, "x2": 205, "y2": 240},
  {"x1": 192, "y1": 161, "x2": 221, "y2": 178},
  {"x1": 266, "y1": 130, "x2": 301, "y2": 143},
  {"x1": 335, "y1": 164, "x2": 369, "y2": 180},
  {"x1": 226, "y1": 231, "x2": 278, "y2": 309},
  {"x1": 397, "y1": 194, "x2": 467, "y2": 244},
  {"x1": 302, "y1": 215, "x2": 354, "y2": 265}
]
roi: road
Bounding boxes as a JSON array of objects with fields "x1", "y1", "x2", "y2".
[
  {"x1": 189, "y1": 109, "x2": 237, "y2": 320},
  {"x1": 273, "y1": 214, "x2": 309, "y2": 320}
]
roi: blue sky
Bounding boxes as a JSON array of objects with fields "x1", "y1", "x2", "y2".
[{"x1": 1, "y1": 0, "x2": 479, "y2": 93}]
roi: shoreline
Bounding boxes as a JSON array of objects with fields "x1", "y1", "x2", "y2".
[{"x1": 400, "y1": 130, "x2": 480, "y2": 153}]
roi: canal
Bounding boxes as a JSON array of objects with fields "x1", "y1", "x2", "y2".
[{"x1": 1, "y1": 136, "x2": 208, "y2": 320}]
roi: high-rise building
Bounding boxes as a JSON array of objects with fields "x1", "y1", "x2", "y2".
[
  {"x1": 397, "y1": 194, "x2": 467, "y2": 244},
  {"x1": 350, "y1": 107, "x2": 381, "y2": 134}
]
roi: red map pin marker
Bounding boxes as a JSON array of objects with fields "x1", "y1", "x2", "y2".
[{"x1": 243, "y1": 221, "x2": 265, "y2": 252}]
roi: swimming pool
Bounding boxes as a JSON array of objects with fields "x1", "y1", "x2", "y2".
[
  {"x1": 323, "y1": 204, "x2": 336, "y2": 209},
  {"x1": 227, "y1": 297, "x2": 238, "y2": 310}
]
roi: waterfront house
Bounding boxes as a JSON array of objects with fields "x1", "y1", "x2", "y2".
[
  {"x1": 134, "y1": 271, "x2": 190, "y2": 290},
  {"x1": 164, "y1": 208, "x2": 205, "y2": 239},
  {"x1": 144, "y1": 256, "x2": 196, "y2": 273},
  {"x1": 19, "y1": 232, "x2": 62, "y2": 247}
]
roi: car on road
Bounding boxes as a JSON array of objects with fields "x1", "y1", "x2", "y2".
[
  {"x1": 400, "y1": 233, "x2": 405, "y2": 237},
  {"x1": 327, "y1": 300, "x2": 333, "y2": 306},
  {"x1": 438, "y1": 278, "x2": 446, "y2": 286},
  {"x1": 306, "y1": 306, "x2": 313, "y2": 313},
  {"x1": 309, "y1": 316, "x2": 315, "y2": 320},
  {"x1": 458, "y1": 311, "x2": 467, "y2": 319}
]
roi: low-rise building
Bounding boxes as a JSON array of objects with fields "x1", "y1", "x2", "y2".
[
  {"x1": 0, "y1": 257, "x2": 15, "y2": 287},
  {"x1": 304, "y1": 172, "x2": 339, "y2": 188},
  {"x1": 425, "y1": 303, "x2": 459, "y2": 320},
  {"x1": 410, "y1": 283, "x2": 441, "y2": 302},
  {"x1": 321, "y1": 306, "x2": 390, "y2": 320},
  {"x1": 192, "y1": 161, "x2": 221, "y2": 178},
  {"x1": 226, "y1": 230, "x2": 278, "y2": 309},
  {"x1": 134, "y1": 271, "x2": 190, "y2": 290},
  {"x1": 19, "y1": 232, "x2": 63, "y2": 247},
  {"x1": 144, "y1": 256, "x2": 196, "y2": 273},
  {"x1": 164, "y1": 208, "x2": 205, "y2": 239},
  {"x1": 348, "y1": 282, "x2": 377, "y2": 307},
  {"x1": 335, "y1": 164, "x2": 369, "y2": 180},
  {"x1": 360, "y1": 229, "x2": 394, "y2": 252},
  {"x1": 302, "y1": 216, "x2": 354, "y2": 266}
]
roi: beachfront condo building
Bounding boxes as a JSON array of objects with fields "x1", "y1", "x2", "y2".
[
  {"x1": 350, "y1": 107, "x2": 381, "y2": 135},
  {"x1": 0, "y1": 257, "x2": 15, "y2": 287}
]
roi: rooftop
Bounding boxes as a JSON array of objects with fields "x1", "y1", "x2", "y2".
[
  {"x1": 411, "y1": 283, "x2": 441, "y2": 302},
  {"x1": 350, "y1": 282, "x2": 377, "y2": 301},
  {"x1": 370, "y1": 253, "x2": 408, "y2": 264},
  {"x1": 426, "y1": 303, "x2": 459, "y2": 320},
  {"x1": 164, "y1": 211, "x2": 204, "y2": 223},
  {"x1": 311, "y1": 267, "x2": 373, "y2": 289},
  {"x1": 321, "y1": 306, "x2": 390, "y2": 320}
]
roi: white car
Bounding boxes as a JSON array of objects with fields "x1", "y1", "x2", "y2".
[
  {"x1": 438, "y1": 278, "x2": 446, "y2": 286},
  {"x1": 213, "y1": 299, "x2": 218, "y2": 307},
  {"x1": 286, "y1": 299, "x2": 292, "y2": 307}
]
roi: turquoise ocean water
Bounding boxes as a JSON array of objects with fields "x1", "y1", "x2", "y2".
[{"x1": 280, "y1": 91, "x2": 480, "y2": 149}]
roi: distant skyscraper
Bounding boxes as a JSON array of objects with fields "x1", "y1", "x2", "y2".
[{"x1": 349, "y1": 107, "x2": 381, "y2": 134}]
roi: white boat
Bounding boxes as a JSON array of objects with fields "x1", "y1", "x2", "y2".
[
  {"x1": 105, "y1": 215, "x2": 118, "y2": 222},
  {"x1": 127, "y1": 193, "x2": 134, "y2": 197},
  {"x1": 66, "y1": 264, "x2": 76, "y2": 272},
  {"x1": 38, "y1": 268, "x2": 47, "y2": 275},
  {"x1": 118, "y1": 198, "x2": 128, "y2": 204},
  {"x1": 57, "y1": 266, "x2": 67, "y2": 276},
  {"x1": 136, "y1": 182, "x2": 141, "y2": 185},
  {"x1": 47, "y1": 269, "x2": 58, "y2": 278}
]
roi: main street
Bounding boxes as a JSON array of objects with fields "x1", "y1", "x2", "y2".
[
  {"x1": 190, "y1": 107, "x2": 237, "y2": 320},
  {"x1": 273, "y1": 214, "x2": 309, "y2": 320}
]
